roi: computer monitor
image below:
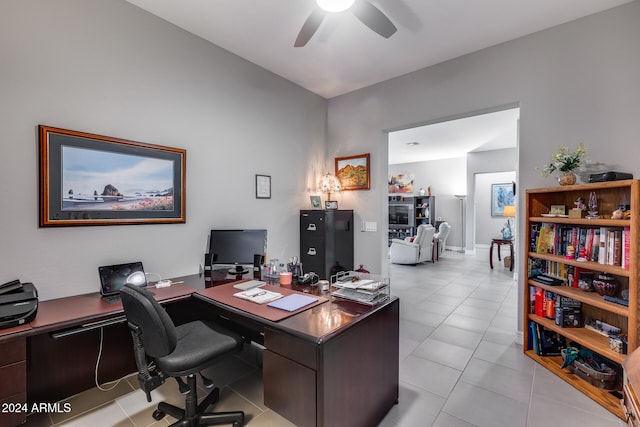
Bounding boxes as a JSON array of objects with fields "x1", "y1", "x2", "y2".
[{"x1": 208, "y1": 229, "x2": 267, "y2": 267}]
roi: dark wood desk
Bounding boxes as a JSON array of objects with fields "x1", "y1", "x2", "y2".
[
  {"x1": 0, "y1": 275, "x2": 399, "y2": 427},
  {"x1": 0, "y1": 283, "x2": 194, "y2": 426}
]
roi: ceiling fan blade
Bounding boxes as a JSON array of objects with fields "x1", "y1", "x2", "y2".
[
  {"x1": 294, "y1": 8, "x2": 326, "y2": 47},
  {"x1": 351, "y1": 0, "x2": 397, "y2": 38}
]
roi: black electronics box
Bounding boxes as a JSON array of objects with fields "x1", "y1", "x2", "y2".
[
  {"x1": 588, "y1": 171, "x2": 633, "y2": 183},
  {"x1": 555, "y1": 295, "x2": 581, "y2": 328},
  {"x1": 0, "y1": 282, "x2": 38, "y2": 329}
]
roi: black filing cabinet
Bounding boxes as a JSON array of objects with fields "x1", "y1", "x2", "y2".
[{"x1": 300, "y1": 210, "x2": 354, "y2": 280}]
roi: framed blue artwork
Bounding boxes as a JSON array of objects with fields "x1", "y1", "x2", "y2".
[{"x1": 491, "y1": 183, "x2": 515, "y2": 216}]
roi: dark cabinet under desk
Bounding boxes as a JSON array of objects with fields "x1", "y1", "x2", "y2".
[{"x1": 300, "y1": 210, "x2": 354, "y2": 280}]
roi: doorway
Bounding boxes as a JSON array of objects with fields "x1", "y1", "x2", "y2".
[{"x1": 387, "y1": 107, "x2": 519, "y2": 255}]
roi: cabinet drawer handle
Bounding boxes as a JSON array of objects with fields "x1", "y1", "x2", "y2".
[
  {"x1": 307, "y1": 224, "x2": 316, "y2": 231},
  {"x1": 307, "y1": 248, "x2": 317, "y2": 256}
]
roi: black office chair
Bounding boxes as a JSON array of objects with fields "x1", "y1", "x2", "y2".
[{"x1": 120, "y1": 283, "x2": 245, "y2": 427}]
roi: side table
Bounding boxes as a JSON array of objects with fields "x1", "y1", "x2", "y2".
[{"x1": 490, "y1": 238, "x2": 514, "y2": 271}]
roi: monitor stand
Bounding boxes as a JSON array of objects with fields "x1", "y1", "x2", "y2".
[{"x1": 212, "y1": 264, "x2": 250, "y2": 275}]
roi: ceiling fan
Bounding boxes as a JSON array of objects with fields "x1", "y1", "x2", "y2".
[{"x1": 295, "y1": 0, "x2": 397, "y2": 47}]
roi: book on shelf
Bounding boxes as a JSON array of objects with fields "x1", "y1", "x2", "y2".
[
  {"x1": 613, "y1": 229, "x2": 622, "y2": 267},
  {"x1": 529, "y1": 321, "x2": 566, "y2": 356},
  {"x1": 598, "y1": 226, "x2": 611, "y2": 265},
  {"x1": 528, "y1": 257, "x2": 547, "y2": 277},
  {"x1": 591, "y1": 229, "x2": 601, "y2": 262},
  {"x1": 622, "y1": 227, "x2": 631, "y2": 270},
  {"x1": 545, "y1": 290, "x2": 556, "y2": 320},
  {"x1": 554, "y1": 295, "x2": 582, "y2": 328},
  {"x1": 534, "y1": 286, "x2": 545, "y2": 317},
  {"x1": 530, "y1": 223, "x2": 540, "y2": 253},
  {"x1": 534, "y1": 223, "x2": 625, "y2": 266},
  {"x1": 584, "y1": 317, "x2": 622, "y2": 337},
  {"x1": 535, "y1": 223, "x2": 555, "y2": 254},
  {"x1": 233, "y1": 287, "x2": 283, "y2": 304},
  {"x1": 531, "y1": 288, "x2": 558, "y2": 321}
]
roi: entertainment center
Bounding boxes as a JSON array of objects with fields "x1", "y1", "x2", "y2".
[{"x1": 388, "y1": 195, "x2": 435, "y2": 245}]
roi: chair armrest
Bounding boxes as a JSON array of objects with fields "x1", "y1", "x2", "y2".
[{"x1": 391, "y1": 239, "x2": 417, "y2": 247}]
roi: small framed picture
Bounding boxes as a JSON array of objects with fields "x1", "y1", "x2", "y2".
[
  {"x1": 325, "y1": 200, "x2": 338, "y2": 210},
  {"x1": 256, "y1": 174, "x2": 271, "y2": 199},
  {"x1": 335, "y1": 153, "x2": 370, "y2": 191},
  {"x1": 310, "y1": 195, "x2": 322, "y2": 210}
]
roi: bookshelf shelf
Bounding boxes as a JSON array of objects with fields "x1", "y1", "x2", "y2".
[
  {"x1": 528, "y1": 314, "x2": 626, "y2": 364},
  {"x1": 527, "y1": 280, "x2": 629, "y2": 317},
  {"x1": 524, "y1": 179, "x2": 640, "y2": 420},
  {"x1": 530, "y1": 217, "x2": 630, "y2": 227},
  {"x1": 528, "y1": 252, "x2": 630, "y2": 277},
  {"x1": 524, "y1": 350, "x2": 624, "y2": 418}
]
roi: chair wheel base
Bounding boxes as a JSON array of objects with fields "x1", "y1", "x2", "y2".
[{"x1": 152, "y1": 409, "x2": 165, "y2": 420}]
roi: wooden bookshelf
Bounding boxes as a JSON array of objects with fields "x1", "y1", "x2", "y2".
[
  {"x1": 524, "y1": 179, "x2": 640, "y2": 420},
  {"x1": 525, "y1": 350, "x2": 624, "y2": 418}
]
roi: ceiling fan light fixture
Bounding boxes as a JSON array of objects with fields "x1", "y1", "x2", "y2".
[{"x1": 316, "y1": 0, "x2": 355, "y2": 13}]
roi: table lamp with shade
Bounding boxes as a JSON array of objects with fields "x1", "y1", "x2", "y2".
[
  {"x1": 319, "y1": 173, "x2": 341, "y2": 209},
  {"x1": 502, "y1": 205, "x2": 516, "y2": 239}
]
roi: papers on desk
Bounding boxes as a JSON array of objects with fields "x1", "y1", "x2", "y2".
[
  {"x1": 268, "y1": 294, "x2": 318, "y2": 312},
  {"x1": 334, "y1": 279, "x2": 384, "y2": 291},
  {"x1": 331, "y1": 277, "x2": 389, "y2": 305},
  {"x1": 233, "y1": 287, "x2": 282, "y2": 304}
]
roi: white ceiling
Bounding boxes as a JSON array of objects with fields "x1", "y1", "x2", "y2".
[
  {"x1": 126, "y1": 0, "x2": 631, "y2": 99},
  {"x1": 125, "y1": 0, "x2": 629, "y2": 164},
  {"x1": 388, "y1": 108, "x2": 520, "y2": 164}
]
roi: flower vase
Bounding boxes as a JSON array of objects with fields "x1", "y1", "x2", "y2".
[{"x1": 558, "y1": 171, "x2": 577, "y2": 186}]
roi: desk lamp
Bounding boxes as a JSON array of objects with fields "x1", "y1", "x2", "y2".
[{"x1": 319, "y1": 173, "x2": 341, "y2": 208}]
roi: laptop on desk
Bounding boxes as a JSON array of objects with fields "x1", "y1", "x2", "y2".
[{"x1": 98, "y1": 261, "x2": 147, "y2": 304}]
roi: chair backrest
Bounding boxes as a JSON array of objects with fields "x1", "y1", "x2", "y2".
[
  {"x1": 414, "y1": 224, "x2": 434, "y2": 247},
  {"x1": 435, "y1": 222, "x2": 451, "y2": 242},
  {"x1": 120, "y1": 283, "x2": 177, "y2": 358},
  {"x1": 416, "y1": 225, "x2": 435, "y2": 262},
  {"x1": 412, "y1": 224, "x2": 428, "y2": 246}
]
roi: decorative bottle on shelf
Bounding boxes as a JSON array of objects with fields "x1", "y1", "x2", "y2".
[{"x1": 586, "y1": 191, "x2": 600, "y2": 219}]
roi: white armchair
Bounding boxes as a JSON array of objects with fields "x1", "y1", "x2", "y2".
[
  {"x1": 433, "y1": 222, "x2": 451, "y2": 260},
  {"x1": 390, "y1": 224, "x2": 436, "y2": 265}
]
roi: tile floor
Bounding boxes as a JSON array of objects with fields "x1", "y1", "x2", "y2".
[{"x1": 24, "y1": 248, "x2": 624, "y2": 427}]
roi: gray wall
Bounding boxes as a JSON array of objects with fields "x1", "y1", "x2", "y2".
[
  {"x1": 327, "y1": 2, "x2": 640, "y2": 333},
  {"x1": 475, "y1": 171, "x2": 517, "y2": 247},
  {"x1": 468, "y1": 149, "x2": 518, "y2": 248},
  {"x1": 327, "y1": 2, "x2": 640, "y2": 282},
  {"x1": 0, "y1": 0, "x2": 327, "y2": 300}
]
